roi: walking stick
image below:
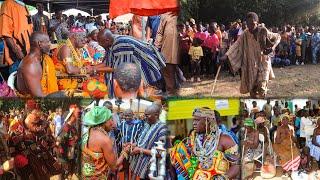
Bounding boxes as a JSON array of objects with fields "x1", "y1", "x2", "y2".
[
  {"x1": 210, "y1": 65, "x2": 222, "y2": 96},
  {"x1": 290, "y1": 129, "x2": 294, "y2": 172}
]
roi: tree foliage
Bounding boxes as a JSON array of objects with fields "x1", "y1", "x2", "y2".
[{"x1": 179, "y1": 0, "x2": 320, "y2": 27}]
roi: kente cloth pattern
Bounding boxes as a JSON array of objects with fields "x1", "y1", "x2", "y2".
[
  {"x1": 81, "y1": 128, "x2": 110, "y2": 179},
  {"x1": 129, "y1": 121, "x2": 168, "y2": 179},
  {"x1": 104, "y1": 35, "x2": 166, "y2": 97},
  {"x1": 170, "y1": 131, "x2": 238, "y2": 179},
  {"x1": 53, "y1": 39, "x2": 84, "y2": 90}
]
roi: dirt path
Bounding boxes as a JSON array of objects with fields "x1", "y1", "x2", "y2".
[{"x1": 178, "y1": 64, "x2": 320, "y2": 98}]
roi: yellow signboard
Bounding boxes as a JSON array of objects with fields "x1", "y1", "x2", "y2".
[{"x1": 167, "y1": 98, "x2": 239, "y2": 120}]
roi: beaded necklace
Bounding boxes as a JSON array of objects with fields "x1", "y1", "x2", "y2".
[{"x1": 191, "y1": 129, "x2": 221, "y2": 170}]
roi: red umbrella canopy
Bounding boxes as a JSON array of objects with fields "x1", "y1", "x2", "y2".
[{"x1": 109, "y1": 0, "x2": 179, "y2": 19}]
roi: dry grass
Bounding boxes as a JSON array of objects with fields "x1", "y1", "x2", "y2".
[{"x1": 178, "y1": 64, "x2": 320, "y2": 98}]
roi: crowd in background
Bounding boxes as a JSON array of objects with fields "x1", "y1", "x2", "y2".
[
  {"x1": 236, "y1": 100, "x2": 320, "y2": 178},
  {"x1": 178, "y1": 17, "x2": 320, "y2": 83},
  {"x1": 0, "y1": 1, "x2": 180, "y2": 98},
  {"x1": 0, "y1": 100, "x2": 82, "y2": 180}
]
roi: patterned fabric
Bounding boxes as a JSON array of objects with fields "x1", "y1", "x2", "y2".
[
  {"x1": 81, "y1": 128, "x2": 110, "y2": 179},
  {"x1": 272, "y1": 129, "x2": 300, "y2": 172},
  {"x1": 88, "y1": 41, "x2": 106, "y2": 64},
  {"x1": 226, "y1": 28, "x2": 280, "y2": 94},
  {"x1": 310, "y1": 135, "x2": 320, "y2": 161},
  {"x1": 8, "y1": 120, "x2": 61, "y2": 179},
  {"x1": 129, "y1": 121, "x2": 168, "y2": 179},
  {"x1": 170, "y1": 131, "x2": 238, "y2": 180},
  {"x1": 56, "y1": 122, "x2": 79, "y2": 175},
  {"x1": 119, "y1": 119, "x2": 144, "y2": 145},
  {"x1": 105, "y1": 35, "x2": 166, "y2": 97}
]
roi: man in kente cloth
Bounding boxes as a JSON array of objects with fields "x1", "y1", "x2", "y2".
[
  {"x1": 273, "y1": 114, "x2": 301, "y2": 174},
  {"x1": 221, "y1": 12, "x2": 281, "y2": 98},
  {"x1": 53, "y1": 27, "x2": 113, "y2": 90},
  {"x1": 56, "y1": 104, "x2": 82, "y2": 179},
  {"x1": 8, "y1": 103, "x2": 62, "y2": 180},
  {"x1": 16, "y1": 32, "x2": 58, "y2": 97},
  {"x1": 170, "y1": 107, "x2": 240, "y2": 180},
  {"x1": 129, "y1": 104, "x2": 168, "y2": 179},
  {"x1": 97, "y1": 29, "x2": 166, "y2": 98},
  {"x1": 81, "y1": 106, "x2": 130, "y2": 179},
  {"x1": 119, "y1": 109, "x2": 144, "y2": 180}
]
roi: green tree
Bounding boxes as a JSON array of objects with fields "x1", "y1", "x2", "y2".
[{"x1": 181, "y1": 0, "x2": 320, "y2": 27}]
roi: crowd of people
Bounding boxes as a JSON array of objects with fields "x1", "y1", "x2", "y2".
[
  {"x1": 179, "y1": 12, "x2": 282, "y2": 98},
  {"x1": 179, "y1": 16, "x2": 320, "y2": 78},
  {"x1": 0, "y1": 98, "x2": 171, "y2": 179},
  {"x1": 0, "y1": 1, "x2": 180, "y2": 99},
  {"x1": 179, "y1": 12, "x2": 320, "y2": 97},
  {"x1": 166, "y1": 100, "x2": 320, "y2": 179},
  {"x1": 239, "y1": 100, "x2": 320, "y2": 179}
]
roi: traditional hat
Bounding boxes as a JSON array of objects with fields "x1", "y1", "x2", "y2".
[
  {"x1": 280, "y1": 114, "x2": 290, "y2": 122},
  {"x1": 83, "y1": 106, "x2": 112, "y2": 126},
  {"x1": 255, "y1": 116, "x2": 265, "y2": 124},
  {"x1": 192, "y1": 107, "x2": 215, "y2": 119},
  {"x1": 244, "y1": 118, "x2": 254, "y2": 127}
]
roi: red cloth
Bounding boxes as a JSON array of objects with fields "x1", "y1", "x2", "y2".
[
  {"x1": 194, "y1": 32, "x2": 208, "y2": 43},
  {"x1": 203, "y1": 33, "x2": 220, "y2": 51},
  {"x1": 109, "y1": 0, "x2": 179, "y2": 19},
  {"x1": 130, "y1": 0, "x2": 179, "y2": 16},
  {"x1": 14, "y1": 154, "x2": 29, "y2": 168},
  {"x1": 109, "y1": 0, "x2": 131, "y2": 19}
]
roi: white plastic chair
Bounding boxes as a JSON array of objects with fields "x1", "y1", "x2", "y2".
[
  {"x1": 254, "y1": 133, "x2": 265, "y2": 172},
  {"x1": 7, "y1": 71, "x2": 17, "y2": 91}
]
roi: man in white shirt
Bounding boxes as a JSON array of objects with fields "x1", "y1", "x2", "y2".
[
  {"x1": 300, "y1": 110, "x2": 313, "y2": 146},
  {"x1": 53, "y1": 107, "x2": 63, "y2": 137},
  {"x1": 263, "y1": 99, "x2": 273, "y2": 121}
]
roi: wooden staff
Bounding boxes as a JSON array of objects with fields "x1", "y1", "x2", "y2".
[
  {"x1": 290, "y1": 129, "x2": 294, "y2": 171},
  {"x1": 241, "y1": 128, "x2": 247, "y2": 162},
  {"x1": 210, "y1": 65, "x2": 222, "y2": 96}
]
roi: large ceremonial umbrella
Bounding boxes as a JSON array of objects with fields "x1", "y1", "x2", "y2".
[{"x1": 109, "y1": 0, "x2": 179, "y2": 19}]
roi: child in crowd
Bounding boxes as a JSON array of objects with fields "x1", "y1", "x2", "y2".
[
  {"x1": 188, "y1": 38, "x2": 203, "y2": 82},
  {"x1": 299, "y1": 147, "x2": 311, "y2": 173}
]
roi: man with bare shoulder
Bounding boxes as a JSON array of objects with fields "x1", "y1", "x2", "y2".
[{"x1": 16, "y1": 32, "x2": 58, "y2": 97}]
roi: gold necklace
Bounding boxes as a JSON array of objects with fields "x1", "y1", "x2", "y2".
[{"x1": 65, "y1": 38, "x2": 84, "y2": 68}]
